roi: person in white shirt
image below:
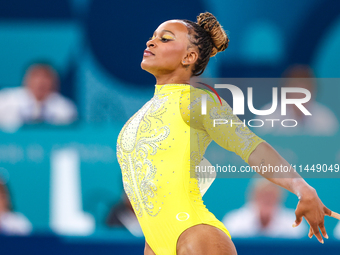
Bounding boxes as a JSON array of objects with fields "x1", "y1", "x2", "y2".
[
  {"x1": 257, "y1": 65, "x2": 338, "y2": 136},
  {"x1": 0, "y1": 179, "x2": 32, "y2": 235},
  {"x1": 222, "y1": 177, "x2": 307, "y2": 238},
  {"x1": 0, "y1": 63, "x2": 78, "y2": 133}
]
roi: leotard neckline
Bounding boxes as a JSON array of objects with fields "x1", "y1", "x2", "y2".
[{"x1": 154, "y1": 83, "x2": 193, "y2": 95}]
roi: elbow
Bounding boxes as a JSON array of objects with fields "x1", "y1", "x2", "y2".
[{"x1": 247, "y1": 141, "x2": 271, "y2": 165}]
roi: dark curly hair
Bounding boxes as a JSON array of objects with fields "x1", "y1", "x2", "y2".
[{"x1": 181, "y1": 12, "x2": 229, "y2": 76}]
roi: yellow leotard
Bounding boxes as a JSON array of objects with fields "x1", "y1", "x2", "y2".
[{"x1": 116, "y1": 84, "x2": 264, "y2": 254}]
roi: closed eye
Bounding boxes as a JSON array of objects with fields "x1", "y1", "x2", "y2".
[
  {"x1": 148, "y1": 36, "x2": 173, "y2": 42},
  {"x1": 160, "y1": 37, "x2": 171, "y2": 42}
]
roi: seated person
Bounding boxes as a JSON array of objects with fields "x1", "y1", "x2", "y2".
[
  {"x1": 0, "y1": 178, "x2": 32, "y2": 235},
  {"x1": 106, "y1": 193, "x2": 143, "y2": 237},
  {"x1": 0, "y1": 62, "x2": 78, "y2": 132},
  {"x1": 257, "y1": 64, "x2": 338, "y2": 136},
  {"x1": 222, "y1": 177, "x2": 307, "y2": 238}
]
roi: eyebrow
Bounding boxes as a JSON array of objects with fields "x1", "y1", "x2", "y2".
[
  {"x1": 162, "y1": 30, "x2": 175, "y2": 36},
  {"x1": 153, "y1": 30, "x2": 176, "y2": 37}
]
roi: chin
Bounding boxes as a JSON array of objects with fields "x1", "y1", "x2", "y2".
[{"x1": 141, "y1": 61, "x2": 154, "y2": 74}]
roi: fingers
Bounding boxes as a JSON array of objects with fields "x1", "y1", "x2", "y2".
[
  {"x1": 311, "y1": 223, "x2": 324, "y2": 244},
  {"x1": 324, "y1": 207, "x2": 332, "y2": 217},
  {"x1": 319, "y1": 222, "x2": 329, "y2": 239},
  {"x1": 308, "y1": 226, "x2": 313, "y2": 238},
  {"x1": 293, "y1": 207, "x2": 303, "y2": 227}
]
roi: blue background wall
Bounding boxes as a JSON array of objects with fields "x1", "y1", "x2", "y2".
[
  {"x1": 0, "y1": 0, "x2": 340, "y2": 254},
  {"x1": 1, "y1": 0, "x2": 340, "y2": 120}
]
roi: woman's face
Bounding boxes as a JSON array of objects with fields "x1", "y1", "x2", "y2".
[{"x1": 141, "y1": 20, "x2": 191, "y2": 76}]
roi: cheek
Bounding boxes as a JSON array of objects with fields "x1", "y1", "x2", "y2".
[
  {"x1": 141, "y1": 42, "x2": 187, "y2": 72},
  {"x1": 159, "y1": 43, "x2": 186, "y2": 65}
]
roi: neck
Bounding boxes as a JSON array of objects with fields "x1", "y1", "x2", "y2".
[
  {"x1": 0, "y1": 208, "x2": 7, "y2": 215},
  {"x1": 154, "y1": 71, "x2": 191, "y2": 85},
  {"x1": 259, "y1": 214, "x2": 272, "y2": 228}
]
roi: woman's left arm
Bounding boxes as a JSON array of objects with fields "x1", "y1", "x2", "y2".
[
  {"x1": 248, "y1": 141, "x2": 332, "y2": 243},
  {"x1": 188, "y1": 88, "x2": 334, "y2": 243}
]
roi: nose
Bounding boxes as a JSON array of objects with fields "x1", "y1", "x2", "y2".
[{"x1": 146, "y1": 38, "x2": 156, "y2": 48}]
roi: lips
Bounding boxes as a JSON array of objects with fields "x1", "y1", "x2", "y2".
[{"x1": 144, "y1": 49, "x2": 155, "y2": 57}]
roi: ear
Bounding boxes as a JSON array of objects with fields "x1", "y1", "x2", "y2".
[{"x1": 182, "y1": 50, "x2": 198, "y2": 66}]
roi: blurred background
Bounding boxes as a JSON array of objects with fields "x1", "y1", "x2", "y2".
[{"x1": 0, "y1": 0, "x2": 340, "y2": 254}]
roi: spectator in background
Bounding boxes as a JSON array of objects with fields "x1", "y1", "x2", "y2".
[
  {"x1": 106, "y1": 194, "x2": 143, "y2": 237},
  {"x1": 222, "y1": 178, "x2": 307, "y2": 238},
  {"x1": 0, "y1": 63, "x2": 78, "y2": 133},
  {"x1": 257, "y1": 64, "x2": 338, "y2": 136},
  {"x1": 0, "y1": 178, "x2": 32, "y2": 235}
]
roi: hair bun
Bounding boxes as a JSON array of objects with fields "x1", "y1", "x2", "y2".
[{"x1": 197, "y1": 12, "x2": 229, "y2": 57}]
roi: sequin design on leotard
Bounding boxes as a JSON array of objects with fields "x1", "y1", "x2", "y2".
[
  {"x1": 208, "y1": 102, "x2": 257, "y2": 153},
  {"x1": 116, "y1": 84, "x2": 265, "y2": 255},
  {"x1": 117, "y1": 94, "x2": 170, "y2": 217},
  {"x1": 182, "y1": 86, "x2": 264, "y2": 165}
]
